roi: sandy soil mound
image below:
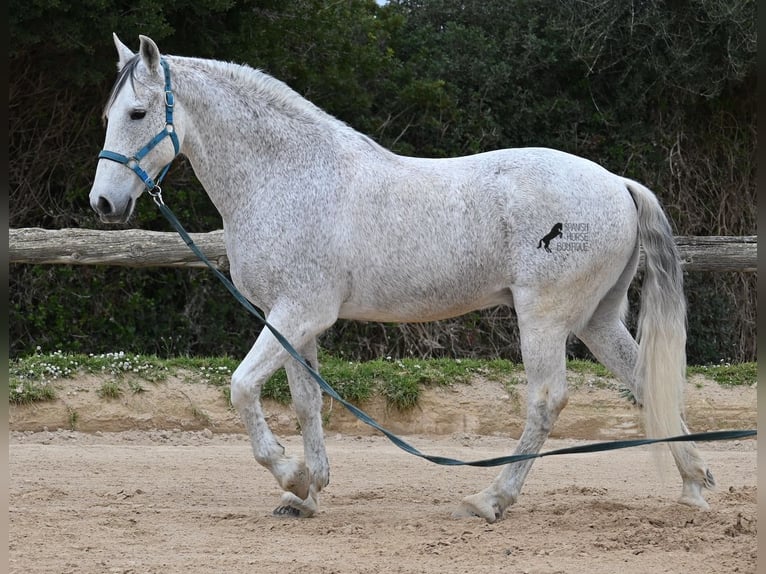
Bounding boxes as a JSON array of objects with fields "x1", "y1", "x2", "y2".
[{"x1": 9, "y1": 371, "x2": 755, "y2": 439}]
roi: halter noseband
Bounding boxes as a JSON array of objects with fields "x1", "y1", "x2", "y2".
[{"x1": 98, "y1": 58, "x2": 180, "y2": 198}]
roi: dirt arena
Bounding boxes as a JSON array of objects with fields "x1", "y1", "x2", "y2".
[{"x1": 9, "y1": 373, "x2": 757, "y2": 574}]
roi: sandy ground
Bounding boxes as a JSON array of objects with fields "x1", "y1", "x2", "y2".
[{"x1": 9, "y1": 374, "x2": 757, "y2": 574}]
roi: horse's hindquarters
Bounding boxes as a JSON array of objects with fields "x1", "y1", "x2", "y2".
[{"x1": 502, "y1": 163, "x2": 639, "y2": 328}]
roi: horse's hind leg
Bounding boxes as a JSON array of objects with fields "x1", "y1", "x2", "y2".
[
  {"x1": 573, "y1": 241, "x2": 643, "y2": 402},
  {"x1": 575, "y1": 297, "x2": 642, "y2": 404},
  {"x1": 576, "y1": 293, "x2": 714, "y2": 508},
  {"x1": 454, "y1": 321, "x2": 570, "y2": 523},
  {"x1": 273, "y1": 338, "x2": 330, "y2": 518}
]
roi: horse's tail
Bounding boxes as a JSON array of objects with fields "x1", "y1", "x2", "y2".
[{"x1": 624, "y1": 180, "x2": 687, "y2": 442}]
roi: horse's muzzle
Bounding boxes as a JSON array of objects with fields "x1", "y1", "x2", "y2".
[{"x1": 91, "y1": 195, "x2": 134, "y2": 224}]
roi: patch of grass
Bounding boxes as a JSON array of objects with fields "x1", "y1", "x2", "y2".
[
  {"x1": 320, "y1": 356, "x2": 521, "y2": 410},
  {"x1": 9, "y1": 349, "x2": 79, "y2": 386},
  {"x1": 67, "y1": 408, "x2": 79, "y2": 431},
  {"x1": 128, "y1": 380, "x2": 147, "y2": 394},
  {"x1": 381, "y1": 377, "x2": 420, "y2": 410},
  {"x1": 688, "y1": 362, "x2": 757, "y2": 386},
  {"x1": 166, "y1": 356, "x2": 237, "y2": 386},
  {"x1": 332, "y1": 377, "x2": 375, "y2": 403},
  {"x1": 8, "y1": 351, "x2": 231, "y2": 406},
  {"x1": 75, "y1": 351, "x2": 168, "y2": 382},
  {"x1": 97, "y1": 381, "x2": 123, "y2": 399},
  {"x1": 262, "y1": 370, "x2": 291, "y2": 404},
  {"x1": 323, "y1": 359, "x2": 384, "y2": 403},
  {"x1": 618, "y1": 387, "x2": 638, "y2": 405},
  {"x1": 207, "y1": 355, "x2": 516, "y2": 411},
  {"x1": 9, "y1": 350, "x2": 169, "y2": 388},
  {"x1": 221, "y1": 386, "x2": 233, "y2": 407},
  {"x1": 189, "y1": 405, "x2": 211, "y2": 425},
  {"x1": 567, "y1": 359, "x2": 612, "y2": 378},
  {"x1": 10, "y1": 380, "x2": 56, "y2": 405},
  {"x1": 11, "y1": 351, "x2": 755, "y2": 417}
]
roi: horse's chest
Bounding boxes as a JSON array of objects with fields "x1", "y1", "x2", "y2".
[{"x1": 224, "y1": 228, "x2": 331, "y2": 305}]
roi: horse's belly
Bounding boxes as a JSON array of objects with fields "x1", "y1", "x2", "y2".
[{"x1": 338, "y1": 280, "x2": 513, "y2": 323}]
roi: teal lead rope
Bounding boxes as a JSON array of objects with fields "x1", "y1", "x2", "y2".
[{"x1": 152, "y1": 195, "x2": 756, "y2": 467}]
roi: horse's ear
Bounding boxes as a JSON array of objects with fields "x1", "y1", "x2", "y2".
[
  {"x1": 113, "y1": 33, "x2": 135, "y2": 71},
  {"x1": 138, "y1": 35, "x2": 162, "y2": 76}
]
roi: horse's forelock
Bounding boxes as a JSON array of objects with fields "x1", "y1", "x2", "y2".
[{"x1": 102, "y1": 55, "x2": 141, "y2": 122}]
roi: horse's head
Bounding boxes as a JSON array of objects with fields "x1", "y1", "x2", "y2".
[{"x1": 89, "y1": 34, "x2": 183, "y2": 223}]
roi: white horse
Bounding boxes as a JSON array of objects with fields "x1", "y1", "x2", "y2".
[{"x1": 89, "y1": 34, "x2": 714, "y2": 523}]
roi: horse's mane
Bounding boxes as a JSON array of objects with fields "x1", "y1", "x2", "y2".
[
  {"x1": 189, "y1": 57, "x2": 386, "y2": 151},
  {"x1": 105, "y1": 53, "x2": 348, "y2": 129},
  {"x1": 192, "y1": 58, "x2": 331, "y2": 122},
  {"x1": 103, "y1": 52, "x2": 387, "y2": 154}
]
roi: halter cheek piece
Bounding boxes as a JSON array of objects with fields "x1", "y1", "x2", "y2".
[{"x1": 98, "y1": 58, "x2": 180, "y2": 203}]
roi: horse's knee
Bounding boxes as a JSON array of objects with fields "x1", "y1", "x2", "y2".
[{"x1": 229, "y1": 370, "x2": 256, "y2": 412}]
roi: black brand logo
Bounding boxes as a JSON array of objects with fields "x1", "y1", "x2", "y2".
[
  {"x1": 537, "y1": 222, "x2": 563, "y2": 253},
  {"x1": 538, "y1": 222, "x2": 591, "y2": 253}
]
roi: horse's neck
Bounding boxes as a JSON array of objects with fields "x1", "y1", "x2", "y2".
[{"x1": 173, "y1": 58, "x2": 346, "y2": 220}]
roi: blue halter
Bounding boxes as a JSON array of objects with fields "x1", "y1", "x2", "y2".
[{"x1": 98, "y1": 58, "x2": 180, "y2": 196}]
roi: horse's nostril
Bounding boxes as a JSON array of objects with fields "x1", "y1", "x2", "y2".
[{"x1": 96, "y1": 196, "x2": 113, "y2": 215}]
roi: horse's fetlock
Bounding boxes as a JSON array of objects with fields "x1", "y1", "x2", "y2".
[
  {"x1": 318, "y1": 473, "x2": 330, "y2": 491},
  {"x1": 253, "y1": 453, "x2": 271, "y2": 467},
  {"x1": 274, "y1": 458, "x2": 311, "y2": 500}
]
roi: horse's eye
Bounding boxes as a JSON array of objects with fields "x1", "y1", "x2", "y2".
[{"x1": 130, "y1": 109, "x2": 147, "y2": 120}]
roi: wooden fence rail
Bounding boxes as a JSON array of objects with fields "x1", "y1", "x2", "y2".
[{"x1": 9, "y1": 228, "x2": 757, "y2": 273}]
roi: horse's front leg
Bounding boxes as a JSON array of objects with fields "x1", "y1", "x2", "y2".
[
  {"x1": 230, "y1": 308, "x2": 332, "y2": 517},
  {"x1": 273, "y1": 338, "x2": 330, "y2": 518}
]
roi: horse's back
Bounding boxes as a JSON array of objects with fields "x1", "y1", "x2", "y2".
[{"x1": 337, "y1": 147, "x2": 638, "y2": 324}]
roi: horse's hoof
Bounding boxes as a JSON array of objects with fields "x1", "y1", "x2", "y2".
[
  {"x1": 678, "y1": 476, "x2": 712, "y2": 510},
  {"x1": 678, "y1": 489, "x2": 710, "y2": 510},
  {"x1": 452, "y1": 493, "x2": 503, "y2": 523},
  {"x1": 451, "y1": 506, "x2": 482, "y2": 520},
  {"x1": 273, "y1": 490, "x2": 318, "y2": 518},
  {"x1": 272, "y1": 505, "x2": 302, "y2": 518},
  {"x1": 678, "y1": 496, "x2": 710, "y2": 510}
]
